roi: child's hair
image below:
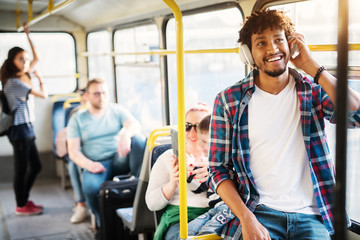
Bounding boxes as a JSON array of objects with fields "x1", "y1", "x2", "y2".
[{"x1": 198, "y1": 115, "x2": 211, "y2": 134}]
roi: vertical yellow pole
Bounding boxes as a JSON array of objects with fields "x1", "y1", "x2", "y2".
[
  {"x1": 16, "y1": 9, "x2": 21, "y2": 29},
  {"x1": 162, "y1": 0, "x2": 187, "y2": 239},
  {"x1": 48, "y1": 0, "x2": 54, "y2": 11},
  {"x1": 28, "y1": 0, "x2": 33, "y2": 22}
]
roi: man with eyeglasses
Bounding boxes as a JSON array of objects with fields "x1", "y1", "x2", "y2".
[{"x1": 67, "y1": 78, "x2": 146, "y2": 230}]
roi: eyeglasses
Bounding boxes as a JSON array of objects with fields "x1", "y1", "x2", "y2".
[
  {"x1": 185, "y1": 122, "x2": 198, "y2": 132},
  {"x1": 89, "y1": 91, "x2": 106, "y2": 97}
]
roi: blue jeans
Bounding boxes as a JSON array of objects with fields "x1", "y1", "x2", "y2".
[
  {"x1": 67, "y1": 157, "x2": 85, "y2": 203},
  {"x1": 81, "y1": 135, "x2": 146, "y2": 226},
  {"x1": 188, "y1": 203, "x2": 233, "y2": 236},
  {"x1": 253, "y1": 204, "x2": 331, "y2": 240},
  {"x1": 165, "y1": 223, "x2": 180, "y2": 240},
  {"x1": 165, "y1": 204, "x2": 233, "y2": 239}
]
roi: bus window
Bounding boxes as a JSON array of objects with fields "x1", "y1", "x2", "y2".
[
  {"x1": 0, "y1": 32, "x2": 76, "y2": 94},
  {"x1": 114, "y1": 24, "x2": 162, "y2": 135},
  {"x1": 271, "y1": 0, "x2": 360, "y2": 223},
  {"x1": 87, "y1": 30, "x2": 115, "y2": 102},
  {"x1": 166, "y1": 7, "x2": 244, "y2": 124}
]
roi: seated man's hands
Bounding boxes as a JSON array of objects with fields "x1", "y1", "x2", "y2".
[
  {"x1": 117, "y1": 130, "x2": 131, "y2": 157},
  {"x1": 87, "y1": 161, "x2": 106, "y2": 173}
]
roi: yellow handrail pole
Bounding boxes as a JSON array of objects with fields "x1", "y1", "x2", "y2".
[
  {"x1": 163, "y1": 0, "x2": 187, "y2": 239},
  {"x1": 16, "y1": 9, "x2": 21, "y2": 29},
  {"x1": 48, "y1": 0, "x2": 54, "y2": 11},
  {"x1": 28, "y1": 0, "x2": 33, "y2": 22},
  {"x1": 79, "y1": 44, "x2": 360, "y2": 57},
  {"x1": 80, "y1": 48, "x2": 239, "y2": 57},
  {"x1": 17, "y1": 0, "x2": 76, "y2": 32}
]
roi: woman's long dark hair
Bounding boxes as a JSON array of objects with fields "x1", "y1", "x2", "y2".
[{"x1": 0, "y1": 47, "x2": 25, "y2": 87}]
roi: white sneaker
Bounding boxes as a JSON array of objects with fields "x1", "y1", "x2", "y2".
[{"x1": 70, "y1": 205, "x2": 88, "y2": 223}]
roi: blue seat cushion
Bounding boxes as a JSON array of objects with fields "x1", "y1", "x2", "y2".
[{"x1": 116, "y1": 207, "x2": 133, "y2": 223}]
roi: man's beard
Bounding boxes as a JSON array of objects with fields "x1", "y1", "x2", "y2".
[{"x1": 264, "y1": 66, "x2": 287, "y2": 77}]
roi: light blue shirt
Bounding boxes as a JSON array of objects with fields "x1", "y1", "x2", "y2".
[{"x1": 66, "y1": 103, "x2": 133, "y2": 161}]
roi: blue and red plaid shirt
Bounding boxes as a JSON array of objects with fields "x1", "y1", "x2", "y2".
[{"x1": 208, "y1": 68, "x2": 360, "y2": 239}]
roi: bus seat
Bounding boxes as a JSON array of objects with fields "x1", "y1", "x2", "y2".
[
  {"x1": 116, "y1": 143, "x2": 156, "y2": 237},
  {"x1": 64, "y1": 101, "x2": 81, "y2": 126},
  {"x1": 52, "y1": 100, "x2": 66, "y2": 158},
  {"x1": 116, "y1": 140, "x2": 171, "y2": 238},
  {"x1": 51, "y1": 96, "x2": 80, "y2": 189},
  {"x1": 148, "y1": 142, "x2": 223, "y2": 240},
  {"x1": 150, "y1": 144, "x2": 172, "y2": 226},
  {"x1": 51, "y1": 99, "x2": 68, "y2": 189}
]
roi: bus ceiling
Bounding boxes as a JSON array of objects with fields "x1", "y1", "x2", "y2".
[{"x1": 0, "y1": 0, "x2": 248, "y2": 32}]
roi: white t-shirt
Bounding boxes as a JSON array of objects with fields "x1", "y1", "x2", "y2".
[{"x1": 248, "y1": 76, "x2": 319, "y2": 215}]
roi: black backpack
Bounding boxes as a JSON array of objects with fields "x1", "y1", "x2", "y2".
[{"x1": 0, "y1": 90, "x2": 13, "y2": 136}]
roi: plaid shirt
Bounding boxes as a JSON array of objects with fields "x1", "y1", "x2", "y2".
[{"x1": 208, "y1": 68, "x2": 360, "y2": 239}]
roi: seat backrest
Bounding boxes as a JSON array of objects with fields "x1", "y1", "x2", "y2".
[
  {"x1": 52, "y1": 100, "x2": 66, "y2": 157},
  {"x1": 151, "y1": 144, "x2": 172, "y2": 168},
  {"x1": 125, "y1": 143, "x2": 171, "y2": 233},
  {"x1": 64, "y1": 101, "x2": 81, "y2": 126},
  {"x1": 150, "y1": 144, "x2": 172, "y2": 226}
]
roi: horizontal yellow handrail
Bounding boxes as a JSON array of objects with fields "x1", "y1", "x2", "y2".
[
  {"x1": 147, "y1": 126, "x2": 171, "y2": 146},
  {"x1": 51, "y1": 93, "x2": 79, "y2": 103},
  {"x1": 148, "y1": 131, "x2": 170, "y2": 151},
  {"x1": 80, "y1": 43, "x2": 360, "y2": 57},
  {"x1": 147, "y1": 126, "x2": 177, "y2": 151},
  {"x1": 309, "y1": 43, "x2": 360, "y2": 51},
  {"x1": 188, "y1": 233, "x2": 223, "y2": 240},
  {"x1": 63, "y1": 97, "x2": 81, "y2": 109},
  {"x1": 17, "y1": 0, "x2": 76, "y2": 32},
  {"x1": 80, "y1": 48, "x2": 239, "y2": 57}
]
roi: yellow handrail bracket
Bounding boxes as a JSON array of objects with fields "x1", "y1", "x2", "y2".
[{"x1": 17, "y1": 0, "x2": 76, "y2": 32}]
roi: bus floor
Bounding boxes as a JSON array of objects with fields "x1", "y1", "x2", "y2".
[{"x1": 0, "y1": 179, "x2": 94, "y2": 240}]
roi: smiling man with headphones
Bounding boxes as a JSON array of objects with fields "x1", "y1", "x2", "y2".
[{"x1": 207, "y1": 9, "x2": 360, "y2": 240}]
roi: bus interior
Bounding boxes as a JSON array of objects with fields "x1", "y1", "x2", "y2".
[{"x1": 0, "y1": 0, "x2": 359, "y2": 239}]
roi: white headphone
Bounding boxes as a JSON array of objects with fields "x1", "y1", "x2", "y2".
[{"x1": 238, "y1": 43, "x2": 255, "y2": 67}]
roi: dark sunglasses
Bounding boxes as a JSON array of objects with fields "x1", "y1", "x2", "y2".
[{"x1": 185, "y1": 122, "x2": 199, "y2": 132}]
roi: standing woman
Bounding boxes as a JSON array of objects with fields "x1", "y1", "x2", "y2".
[{"x1": 0, "y1": 25, "x2": 48, "y2": 216}]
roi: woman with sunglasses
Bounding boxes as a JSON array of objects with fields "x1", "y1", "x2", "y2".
[{"x1": 146, "y1": 103, "x2": 211, "y2": 240}]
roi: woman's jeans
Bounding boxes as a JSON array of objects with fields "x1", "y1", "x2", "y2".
[
  {"x1": 81, "y1": 135, "x2": 146, "y2": 226},
  {"x1": 253, "y1": 204, "x2": 331, "y2": 240},
  {"x1": 11, "y1": 138, "x2": 42, "y2": 207}
]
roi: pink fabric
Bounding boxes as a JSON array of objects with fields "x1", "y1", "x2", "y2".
[{"x1": 55, "y1": 128, "x2": 67, "y2": 158}]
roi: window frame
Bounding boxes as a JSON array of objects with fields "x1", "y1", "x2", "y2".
[{"x1": 0, "y1": 30, "x2": 78, "y2": 95}]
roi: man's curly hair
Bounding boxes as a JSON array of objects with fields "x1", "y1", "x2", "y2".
[{"x1": 238, "y1": 9, "x2": 295, "y2": 49}]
